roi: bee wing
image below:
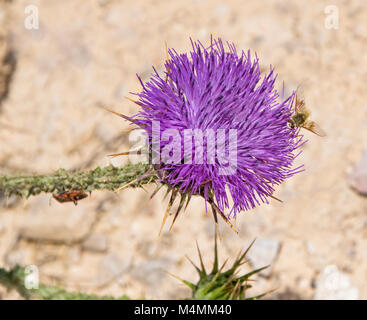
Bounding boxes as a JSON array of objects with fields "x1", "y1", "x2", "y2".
[
  {"x1": 295, "y1": 86, "x2": 307, "y2": 113},
  {"x1": 302, "y1": 120, "x2": 327, "y2": 137}
]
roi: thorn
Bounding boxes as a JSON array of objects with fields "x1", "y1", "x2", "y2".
[
  {"x1": 232, "y1": 239, "x2": 257, "y2": 270},
  {"x1": 229, "y1": 279, "x2": 242, "y2": 300},
  {"x1": 165, "y1": 41, "x2": 169, "y2": 61},
  {"x1": 108, "y1": 151, "x2": 130, "y2": 157},
  {"x1": 168, "y1": 193, "x2": 186, "y2": 232},
  {"x1": 108, "y1": 149, "x2": 141, "y2": 158},
  {"x1": 184, "y1": 193, "x2": 192, "y2": 211},
  {"x1": 212, "y1": 229, "x2": 219, "y2": 274},
  {"x1": 237, "y1": 265, "x2": 270, "y2": 283},
  {"x1": 146, "y1": 176, "x2": 154, "y2": 185},
  {"x1": 124, "y1": 96, "x2": 143, "y2": 107},
  {"x1": 210, "y1": 202, "x2": 222, "y2": 240},
  {"x1": 163, "y1": 186, "x2": 172, "y2": 201},
  {"x1": 140, "y1": 185, "x2": 148, "y2": 193},
  {"x1": 216, "y1": 209, "x2": 238, "y2": 234},
  {"x1": 243, "y1": 238, "x2": 256, "y2": 257},
  {"x1": 162, "y1": 269, "x2": 196, "y2": 290},
  {"x1": 150, "y1": 183, "x2": 164, "y2": 200},
  {"x1": 158, "y1": 212, "x2": 169, "y2": 237},
  {"x1": 162, "y1": 269, "x2": 185, "y2": 283},
  {"x1": 219, "y1": 257, "x2": 229, "y2": 273},
  {"x1": 209, "y1": 197, "x2": 238, "y2": 234},
  {"x1": 114, "y1": 178, "x2": 139, "y2": 193},
  {"x1": 234, "y1": 248, "x2": 243, "y2": 263},
  {"x1": 98, "y1": 103, "x2": 140, "y2": 125},
  {"x1": 268, "y1": 194, "x2": 283, "y2": 203},
  {"x1": 158, "y1": 190, "x2": 177, "y2": 236},
  {"x1": 114, "y1": 170, "x2": 154, "y2": 193},
  {"x1": 238, "y1": 258, "x2": 250, "y2": 267},
  {"x1": 185, "y1": 254, "x2": 201, "y2": 275},
  {"x1": 195, "y1": 240, "x2": 206, "y2": 275}
]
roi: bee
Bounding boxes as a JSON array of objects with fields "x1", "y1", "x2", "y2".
[
  {"x1": 288, "y1": 87, "x2": 326, "y2": 137},
  {"x1": 52, "y1": 190, "x2": 88, "y2": 205}
]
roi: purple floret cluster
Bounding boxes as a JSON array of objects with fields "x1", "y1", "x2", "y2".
[{"x1": 131, "y1": 37, "x2": 304, "y2": 219}]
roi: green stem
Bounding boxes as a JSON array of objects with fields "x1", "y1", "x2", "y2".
[{"x1": 0, "y1": 163, "x2": 155, "y2": 198}]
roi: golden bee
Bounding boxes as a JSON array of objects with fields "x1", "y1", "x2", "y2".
[{"x1": 288, "y1": 87, "x2": 326, "y2": 137}]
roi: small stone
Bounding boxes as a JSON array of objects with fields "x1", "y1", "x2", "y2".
[
  {"x1": 247, "y1": 238, "x2": 281, "y2": 277},
  {"x1": 314, "y1": 265, "x2": 359, "y2": 300},
  {"x1": 82, "y1": 233, "x2": 108, "y2": 253},
  {"x1": 349, "y1": 151, "x2": 367, "y2": 195}
]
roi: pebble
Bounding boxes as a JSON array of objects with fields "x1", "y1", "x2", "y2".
[{"x1": 314, "y1": 265, "x2": 359, "y2": 300}]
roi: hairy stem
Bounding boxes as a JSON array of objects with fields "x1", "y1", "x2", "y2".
[{"x1": 0, "y1": 163, "x2": 155, "y2": 198}]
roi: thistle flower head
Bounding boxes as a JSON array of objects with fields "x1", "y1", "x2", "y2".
[{"x1": 128, "y1": 37, "x2": 304, "y2": 229}]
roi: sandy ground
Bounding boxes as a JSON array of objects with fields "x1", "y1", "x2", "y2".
[{"x1": 1, "y1": 0, "x2": 367, "y2": 299}]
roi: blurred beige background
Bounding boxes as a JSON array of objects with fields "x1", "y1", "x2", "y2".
[{"x1": 0, "y1": 0, "x2": 367, "y2": 299}]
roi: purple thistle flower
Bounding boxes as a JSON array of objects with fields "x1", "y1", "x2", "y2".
[{"x1": 128, "y1": 37, "x2": 304, "y2": 232}]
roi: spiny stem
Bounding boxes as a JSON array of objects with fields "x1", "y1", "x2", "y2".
[{"x1": 0, "y1": 163, "x2": 156, "y2": 199}]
